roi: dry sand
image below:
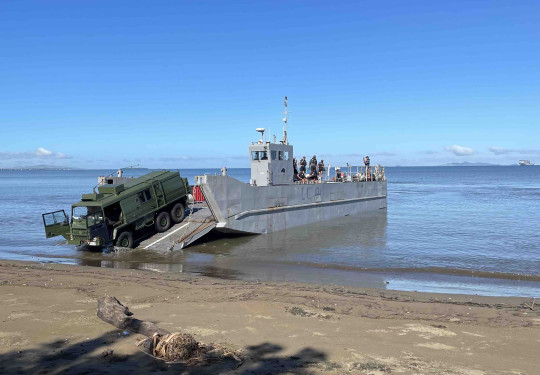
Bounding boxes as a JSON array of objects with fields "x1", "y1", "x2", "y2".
[{"x1": 0, "y1": 260, "x2": 538, "y2": 374}]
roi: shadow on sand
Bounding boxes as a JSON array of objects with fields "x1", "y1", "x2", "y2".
[{"x1": 0, "y1": 331, "x2": 327, "y2": 374}]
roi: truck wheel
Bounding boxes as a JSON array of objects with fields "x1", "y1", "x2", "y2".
[
  {"x1": 117, "y1": 231, "x2": 134, "y2": 248},
  {"x1": 155, "y1": 212, "x2": 171, "y2": 233},
  {"x1": 170, "y1": 202, "x2": 185, "y2": 223}
]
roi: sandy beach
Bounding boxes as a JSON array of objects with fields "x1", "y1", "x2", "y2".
[{"x1": 0, "y1": 260, "x2": 538, "y2": 374}]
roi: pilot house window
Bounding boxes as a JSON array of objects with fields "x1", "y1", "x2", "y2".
[
  {"x1": 271, "y1": 151, "x2": 277, "y2": 160},
  {"x1": 252, "y1": 151, "x2": 268, "y2": 160}
]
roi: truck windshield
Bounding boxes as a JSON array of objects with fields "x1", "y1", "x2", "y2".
[{"x1": 72, "y1": 206, "x2": 104, "y2": 227}]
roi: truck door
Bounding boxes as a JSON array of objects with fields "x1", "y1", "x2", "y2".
[
  {"x1": 136, "y1": 188, "x2": 157, "y2": 224},
  {"x1": 42, "y1": 210, "x2": 70, "y2": 239}
]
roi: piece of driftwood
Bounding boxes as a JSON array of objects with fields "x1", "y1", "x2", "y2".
[
  {"x1": 97, "y1": 296, "x2": 170, "y2": 337},
  {"x1": 97, "y1": 295, "x2": 243, "y2": 365}
]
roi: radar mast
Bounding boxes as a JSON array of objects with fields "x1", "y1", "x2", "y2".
[{"x1": 281, "y1": 96, "x2": 288, "y2": 145}]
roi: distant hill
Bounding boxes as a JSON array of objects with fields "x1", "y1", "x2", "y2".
[
  {"x1": 441, "y1": 162, "x2": 501, "y2": 167},
  {"x1": 1, "y1": 164, "x2": 83, "y2": 170}
]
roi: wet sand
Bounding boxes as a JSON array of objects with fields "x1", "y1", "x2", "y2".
[{"x1": 0, "y1": 260, "x2": 538, "y2": 374}]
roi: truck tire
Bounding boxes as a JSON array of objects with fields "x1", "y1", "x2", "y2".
[
  {"x1": 170, "y1": 202, "x2": 185, "y2": 224},
  {"x1": 155, "y1": 212, "x2": 171, "y2": 233},
  {"x1": 117, "y1": 231, "x2": 134, "y2": 248}
]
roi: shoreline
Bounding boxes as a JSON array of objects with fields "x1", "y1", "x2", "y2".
[
  {"x1": 4, "y1": 249, "x2": 539, "y2": 298},
  {"x1": 1, "y1": 260, "x2": 539, "y2": 374},
  {"x1": 15, "y1": 251, "x2": 540, "y2": 282}
]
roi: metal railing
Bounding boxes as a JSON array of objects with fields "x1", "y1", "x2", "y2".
[
  {"x1": 327, "y1": 164, "x2": 386, "y2": 183},
  {"x1": 293, "y1": 164, "x2": 385, "y2": 184}
]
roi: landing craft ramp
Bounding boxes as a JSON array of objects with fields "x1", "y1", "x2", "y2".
[{"x1": 138, "y1": 204, "x2": 216, "y2": 251}]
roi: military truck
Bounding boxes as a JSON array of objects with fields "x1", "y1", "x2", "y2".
[{"x1": 42, "y1": 170, "x2": 191, "y2": 249}]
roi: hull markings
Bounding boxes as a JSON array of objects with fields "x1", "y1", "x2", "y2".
[{"x1": 233, "y1": 195, "x2": 387, "y2": 220}]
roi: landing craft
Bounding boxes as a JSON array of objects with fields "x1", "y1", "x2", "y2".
[
  {"x1": 195, "y1": 97, "x2": 387, "y2": 235},
  {"x1": 139, "y1": 97, "x2": 388, "y2": 250}
]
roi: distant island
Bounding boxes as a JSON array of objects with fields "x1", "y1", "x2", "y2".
[
  {"x1": 0, "y1": 164, "x2": 83, "y2": 171},
  {"x1": 0, "y1": 165, "x2": 157, "y2": 171},
  {"x1": 441, "y1": 162, "x2": 501, "y2": 167}
]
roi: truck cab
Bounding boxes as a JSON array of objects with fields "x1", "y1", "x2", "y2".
[{"x1": 43, "y1": 202, "x2": 117, "y2": 247}]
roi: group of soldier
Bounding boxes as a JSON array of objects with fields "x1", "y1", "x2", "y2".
[
  {"x1": 292, "y1": 155, "x2": 373, "y2": 183},
  {"x1": 293, "y1": 155, "x2": 325, "y2": 183}
]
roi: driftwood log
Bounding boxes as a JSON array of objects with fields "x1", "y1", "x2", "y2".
[
  {"x1": 96, "y1": 295, "x2": 243, "y2": 364},
  {"x1": 97, "y1": 296, "x2": 170, "y2": 337}
]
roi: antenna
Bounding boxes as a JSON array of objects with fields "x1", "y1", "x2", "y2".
[
  {"x1": 256, "y1": 128, "x2": 265, "y2": 144},
  {"x1": 281, "y1": 96, "x2": 288, "y2": 145}
]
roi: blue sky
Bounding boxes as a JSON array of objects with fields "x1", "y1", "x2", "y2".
[{"x1": 1, "y1": 0, "x2": 538, "y2": 168}]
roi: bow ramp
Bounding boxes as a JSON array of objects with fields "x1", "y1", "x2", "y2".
[{"x1": 138, "y1": 205, "x2": 216, "y2": 251}]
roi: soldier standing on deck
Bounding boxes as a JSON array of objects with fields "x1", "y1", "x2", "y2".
[
  {"x1": 363, "y1": 156, "x2": 371, "y2": 180},
  {"x1": 318, "y1": 159, "x2": 326, "y2": 177},
  {"x1": 300, "y1": 156, "x2": 307, "y2": 173},
  {"x1": 309, "y1": 156, "x2": 317, "y2": 178}
]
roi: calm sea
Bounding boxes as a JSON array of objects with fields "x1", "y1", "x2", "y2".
[{"x1": 1, "y1": 167, "x2": 539, "y2": 297}]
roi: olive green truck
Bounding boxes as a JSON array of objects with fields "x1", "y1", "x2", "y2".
[{"x1": 42, "y1": 171, "x2": 191, "y2": 248}]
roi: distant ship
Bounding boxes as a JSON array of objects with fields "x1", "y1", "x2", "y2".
[{"x1": 519, "y1": 160, "x2": 534, "y2": 166}]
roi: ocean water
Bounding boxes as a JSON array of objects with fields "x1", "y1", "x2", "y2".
[{"x1": 0, "y1": 166, "x2": 539, "y2": 297}]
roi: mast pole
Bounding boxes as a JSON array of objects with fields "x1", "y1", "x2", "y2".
[{"x1": 282, "y1": 96, "x2": 288, "y2": 145}]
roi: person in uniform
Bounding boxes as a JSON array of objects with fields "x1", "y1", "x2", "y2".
[
  {"x1": 334, "y1": 167, "x2": 342, "y2": 182},
  {"x1": 293, "y1": 158, "x2": 299, "y2": 181},
  {"x1": 300, "y1": 156, "x2": 307, "y2": 173},
  {"x1": 363, "y1": 155, "x2": 371, "y2": 180},
  {"x1": 298, "y1": 170, "x2": 307, "y2": 184},
  {"x1": 318, "y1": 159, "x2": 325, "y2": 177},
  {"x1": 309, "y1": 155, "x2": 317, "y2": 179},
  {"x1": 309, "y1": 155, "x2": 317, "y2": 177}
]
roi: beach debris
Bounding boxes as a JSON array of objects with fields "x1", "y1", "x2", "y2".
[
  {"x1": 97, "y1": 296, "x2": 169, "y2": 337},
  {"x1": 523, "y1": 298, "x2": 535, "y2": 311},
  {"x1": 100, "y1": 348, "x2": 114, "y2": 358},
  {"x1": 136, "y1": 333, "x2": 243, "y2": 364},
  {"x1": 349, "y1": 360, "x2": 392, "y2": 373},
  {"x1": 287, "y1": 306, "x2": 314, "y2": 317},
  {"x1": 285, "y1": 306, "x2": 332, "y2": 319},
  {"x1": 97, "y1": 295, "x2": 243, "y2": 365}
]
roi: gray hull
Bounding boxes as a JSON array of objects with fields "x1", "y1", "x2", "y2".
[{"x1": 199, "y1": 175, "x2": 387, "y2": 234}]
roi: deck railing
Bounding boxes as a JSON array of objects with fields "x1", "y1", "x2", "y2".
[
  {"x1": 337, "y1": 165, "x2": 386, "y2": 182},
  {"x1": 294, "y1": 165, "x2": 386, "y2": 184}
]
